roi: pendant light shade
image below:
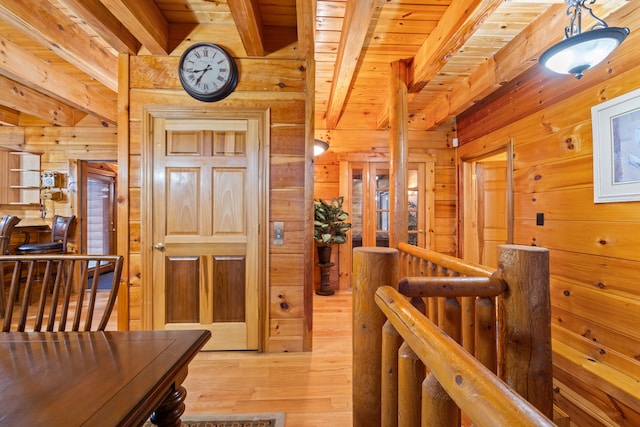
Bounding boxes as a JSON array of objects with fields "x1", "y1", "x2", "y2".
[
  {"x1": 539, "y1": 0, "x2": 629, "y2": 79},
  {"x1": 314, "y1": 139, "x2": 329, "y2": 156}
]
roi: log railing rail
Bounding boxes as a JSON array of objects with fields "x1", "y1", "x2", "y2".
[{"x1": 352, "y1": 244, "x2": 554, "y2": 427}]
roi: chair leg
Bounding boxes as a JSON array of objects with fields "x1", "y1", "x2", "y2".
[{"x1": 0, "y1": 263, "x2": 5, "y2": 319}]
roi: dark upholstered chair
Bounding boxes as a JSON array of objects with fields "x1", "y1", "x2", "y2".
[
  {"x1": 13, "y1": 215, "x2": 76, "y2": 305},
  {"x1": 15, "y1": 215, "x2": 76, "y2": 255},
  {"x1": 0, "y1": 215, "x2": 21, "y2": 317}
]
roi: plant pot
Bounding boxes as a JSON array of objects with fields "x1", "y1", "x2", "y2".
[
  {"x1": 317, "y1": 245, "x2": 332, "y2": 265},
  {"x1": 316, "y1": 245, "x2": 335, "y2": 296}
]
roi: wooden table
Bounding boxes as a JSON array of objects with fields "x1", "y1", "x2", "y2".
[{"x1": 0, "y1": 329, "x2": 211, "y2": 426}]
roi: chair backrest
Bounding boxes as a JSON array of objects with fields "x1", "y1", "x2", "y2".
[
  {"x1": 0, "y1": 215, "x2": 21, "y2": 255},
  {"x1": 0, "y1": 254, "x2": 123, "y2": 332},
  {"x1": 50, "y1": 215, "x2": 76, "y2": 252}
]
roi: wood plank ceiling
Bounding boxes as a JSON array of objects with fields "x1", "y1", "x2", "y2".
[{"x1": 0, "y1": 0, "x2": 631, "y2": 133}]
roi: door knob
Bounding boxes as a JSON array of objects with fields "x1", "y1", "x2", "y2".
[{"x1": 153, "y1": 243, "x2": 165, "y2": 251}]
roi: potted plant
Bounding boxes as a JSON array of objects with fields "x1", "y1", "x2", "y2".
[
  {"x1": 314, "y1": 197, "x2": 351, "y2": 296},
  {"x1": 314, "y1": 196, "x2": 352, "y2": 264}
]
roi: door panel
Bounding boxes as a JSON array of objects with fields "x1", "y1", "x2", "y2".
[
  {"x1": 476, "y1": 161, "x2": 508, "y2": 268},
  {"x1": 152, "y1": 118, "x2": 259, "y2": 351}
]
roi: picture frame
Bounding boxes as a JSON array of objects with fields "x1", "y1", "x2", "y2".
[{"x1": 592, "y1": 87, "x2": 640, "y2": 203}]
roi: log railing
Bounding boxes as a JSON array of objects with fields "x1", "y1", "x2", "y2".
[{"x1": 352, "y1": 243, "x2": 555, "y2": 427}]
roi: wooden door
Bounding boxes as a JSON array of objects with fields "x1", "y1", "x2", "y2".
[
  {"x1": 462, "y1": 147, "x2": 512, "y2": 268},
  {"x1": 80, "y1": 162, "x2": 117, "y2": 256},
  {"x1": 151, "y1": 117, "x2": 259, "y2": 351},
  {"x1": 476, "y1": 161, "x2": 508, "y2": 268}
]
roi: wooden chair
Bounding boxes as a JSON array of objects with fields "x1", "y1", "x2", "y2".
[
  {"x1": 0, "y1": 254, "x2": 123, "y2": 332},
  {"x1": 0, "y1": 215, "x2": 21, "y2": 318},
  {"x1": 15, "y1": 215, "x2": 77, "y2": 254}
]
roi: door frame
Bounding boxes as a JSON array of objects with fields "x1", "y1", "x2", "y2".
[
  {"x1": 78, "y1": 160, "x2": 117, "y2": 255},
  {"x1": 339, "y1": 154, "x2": 435, "y2": 290},
  {"x1": 459, "y1": 140, "x2": 514, "y2": 263},
  {"x1": 141, "y1": 106, "x2": 270, "y2": 349}
]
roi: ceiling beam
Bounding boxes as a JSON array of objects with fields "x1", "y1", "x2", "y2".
[
  {"x1": 0, "y1": 105, "x2": 20, "y2": 126},
  {"x1": 59, "y1": 0, "x2": 141, "y2": 55},
  {"x1": 0, "y1": 35, "x2": 117, "y2": 124},
  {"x1": 376, "y1": 0, "x2": 502, "y2": 129},
  {"x1": 0, "y1": 75, "x2": 80, "y2": 126},
  {"x1": 325, "y1": 0, "x2": 376, "y2": 129},
  {"x1": 97, "y1": 0, "x2": 169, "y2": 55},
  {"x1": 296, "y1": 0, "x2": 316, "y2": 59},
  {"x1": 422, "y1": 4, "x2": 569, "y2": 129},
  {"x1": 409, "y1": 0, "x2": 503, "y2": 94},
  {"x1": 0, "y1": 0, "x2": 118, "y2": 91},
  {"x1": 228, "y1": 0, "x2": 265, "y2": 57}
]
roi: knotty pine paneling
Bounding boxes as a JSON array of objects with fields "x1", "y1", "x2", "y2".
[
  {"x1": 267, "y1": 336, "x2": 304, "y2": 353},
  {"x1": 270, "y1": 156, "x2": 305, "y2": 188},
  {"x1": 456, "y1": 13, "x2": 640, "y2": 421},
  {"x1": 269, "y1": 221, "x2": 305, "y2": 254},
  {"x1": 130, "y1": 56, "x2": 307, "y2": 93},
  {"x1": 552, "y1": 324, "x2": 638, "y2": 382},
  {"x1": 515, "y1": 187, "x2": 640, "y2": 223},
  {"x1": 313, "y1": 183, "x2": 339, "y2": 202},
  {"x1": 550, "y1": 278, "x2": 640, "y2": 341},
  {"x1": 270, "y1": 254, "x2": 305, "y2": 286},
  {"x1": 270, "y1": 189, "x2": 305, "y2": 222},
  {"x1": 553, "y1": 373, "x2": 640, "y2": 427},
  {"x1": 269, "y1": 318, "x2": 305, "y2": 338},
  {"x1": 515, "y1": 219, "x2": 640, "y2": 261},
  {"x1": 550, "y1": 250, "x2": 640, "y2": 298},
  {"x1": 270, "y1": 286, "x2": 304, "y2": 318},
  {"x1": 513, "y1": 155, "x2": 593, "y2": 193},
  {"x1": 314, "y1": 163, "x2": 339, "y2": 182},
  {"x1": 270, "y1": 125, "x2": 305, "y2": 156}
]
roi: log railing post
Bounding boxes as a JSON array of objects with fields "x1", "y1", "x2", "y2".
[
  {"x1": 398, "y1": 342, "x2": 424, "y2": 426},
  {"x1": 496, "y1": 244, "x2": 553, "y2": 418},
  {"x1": 381, "y1": 321, "x2": 402, "y2": 427},
  {"x1": 353, "y1": 247, "x2": 398, "y2": 427},
  {"x1": 475, "y1": 296, "x2": 497, "y2": 373}
]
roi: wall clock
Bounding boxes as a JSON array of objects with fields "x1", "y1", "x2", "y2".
[{"x1": 178, "y1": 42, "x2": 238, "y2": 102}]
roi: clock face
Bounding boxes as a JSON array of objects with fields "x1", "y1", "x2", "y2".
[{"x1": 178, "y1": 43, "x2": 238, "y2": 102}]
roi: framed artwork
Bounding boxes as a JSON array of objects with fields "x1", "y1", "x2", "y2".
[{"x1": 592, "y1": 87, "x2": 640, "y2": 203}]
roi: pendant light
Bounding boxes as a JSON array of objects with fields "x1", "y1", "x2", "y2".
[
  {"x1": 539, "y1": 0, "x2": 629, "y2": 79},
  {"x1": 314, "y1": 139, "x2": 329, "y2": 156}
]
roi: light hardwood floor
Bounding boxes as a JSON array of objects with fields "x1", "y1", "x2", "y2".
[
  {"x1": 180, "y1": 290, "x2": 353, "y2": 427},
  {"x1": 94, "y1": 288, "x2": 352, "y2": 426}
]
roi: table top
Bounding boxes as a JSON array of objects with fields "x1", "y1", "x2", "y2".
[{"x1": 0, "y1": 329, "x2": 211, "y2": 426}]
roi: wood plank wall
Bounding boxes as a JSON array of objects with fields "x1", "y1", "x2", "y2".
[
  {"x1": 0, "y1": 123, "x2": 118, "y2": 253},
  {"x1": 456, "y1": 4, "x2": 640, "y2": 424},
  {"x1": 312, "y1": 125, "x2": 457, "y2": 291},
  {"x1": 127, "y1": 26, "x2": 310, "y2": 352}
]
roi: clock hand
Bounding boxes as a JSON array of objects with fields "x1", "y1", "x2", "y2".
[
  {"x1": 192, "y1": 65, "x2": 211, "y2": 73},
  {"x1": 195, "y1": 64, "x2": 212, "y2": 84}
]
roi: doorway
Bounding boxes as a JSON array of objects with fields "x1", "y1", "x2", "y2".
[
  {"x1": 340, "y1": 156, "x2": 435, "y2": 289},
  {"x1": 78, "y1": 161, "x2": 117, "y2": 256},
  {"x1": 461, "y1": 144, "x2": 513, "y2": 268}
]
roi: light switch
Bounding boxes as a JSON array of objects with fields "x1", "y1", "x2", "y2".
[{"x1": 273, "y1": 221, "x2": 284, "y2": 245}]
